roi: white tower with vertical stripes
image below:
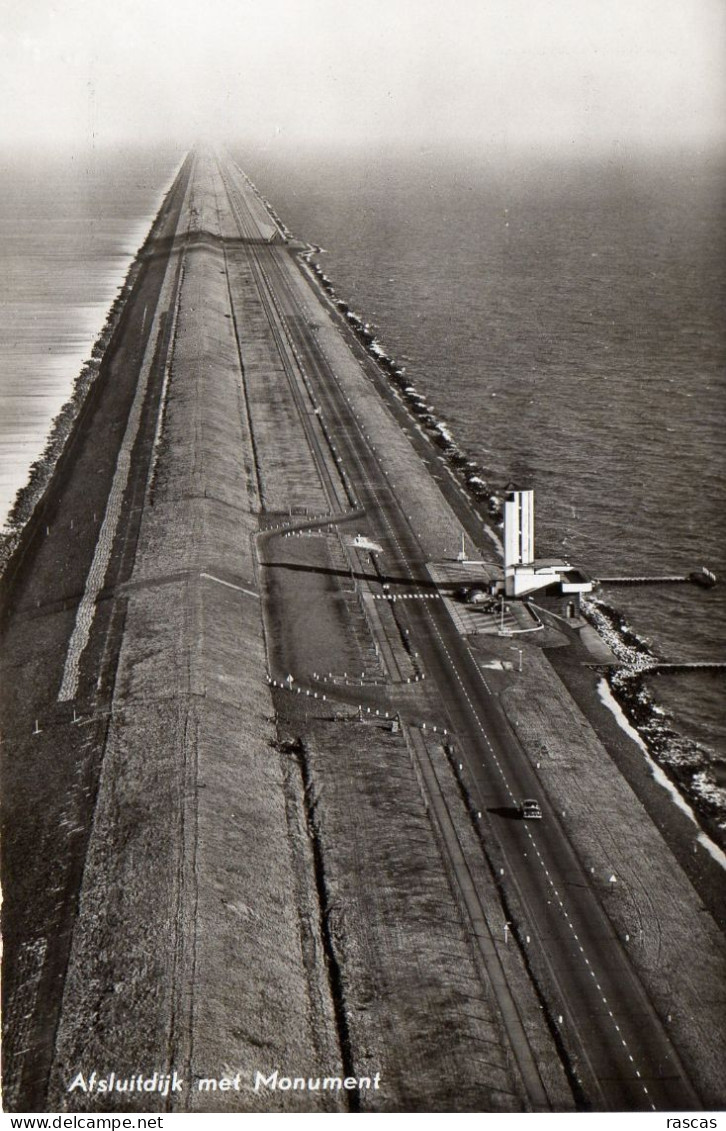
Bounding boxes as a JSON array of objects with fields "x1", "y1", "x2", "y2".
[{"x1": 504, "y1": 489, "x2": 535, "y2": 571}]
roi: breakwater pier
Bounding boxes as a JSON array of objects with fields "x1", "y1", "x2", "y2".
[{"x1": 597, "y1": 567, "x2": 717, "y2": 588}]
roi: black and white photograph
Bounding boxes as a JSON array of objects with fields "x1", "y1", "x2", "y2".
[{"x1": 1, "y1": 0, "x2": 724, "y2": 1119}]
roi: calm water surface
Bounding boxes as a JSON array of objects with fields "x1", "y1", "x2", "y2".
[{"x1": 0, "y1": 146, "x2": 182, "y2": 521}]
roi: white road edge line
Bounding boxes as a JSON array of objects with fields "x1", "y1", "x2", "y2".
[{"x1": 200, "y1": 572, "x2": 259, "y2": 598}]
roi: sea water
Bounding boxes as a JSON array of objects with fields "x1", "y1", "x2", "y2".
[{"x1": 0, "y1": 144, "x2": 183, "y2": 523}]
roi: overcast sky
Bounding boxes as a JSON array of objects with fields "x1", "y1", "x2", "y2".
[{"x1": 2, "y1": 0, "x2": 724, "y2": 153}]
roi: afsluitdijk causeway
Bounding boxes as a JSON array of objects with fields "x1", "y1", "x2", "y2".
[{"x1": 1, "y1": 146, "x2": 724, "y2": 1114}]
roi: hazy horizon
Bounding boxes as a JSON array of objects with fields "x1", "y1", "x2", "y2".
[{"x1": 2, "y1": 0, "x2": 724, "y2": 156}]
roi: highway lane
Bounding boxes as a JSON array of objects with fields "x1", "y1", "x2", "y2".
[
  {"x1": 213, "y1": 156, "x2": 350, "y2": 516},
  {"x1": 404, "y1": 598, "x2": 698, "y2": 1109},
  {"x1": 218, "y1": 158, "x2": 703, "y2": 1111}
]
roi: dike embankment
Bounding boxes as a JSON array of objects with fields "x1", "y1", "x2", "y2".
[
  {"x1": 46, "y1": 151, "x2": 342, "y2": 1112},
  {"x1": 1, "y1": 154, "x2": 198, "y2": 1112}
]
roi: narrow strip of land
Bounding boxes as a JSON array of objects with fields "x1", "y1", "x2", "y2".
[{"x1": 1, "y1": 145, "x2": 724, "y2": 1114}]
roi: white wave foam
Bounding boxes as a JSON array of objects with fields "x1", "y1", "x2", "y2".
[{"x1": 597, "y1": 678, "x2": 726, "y2": 871}]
